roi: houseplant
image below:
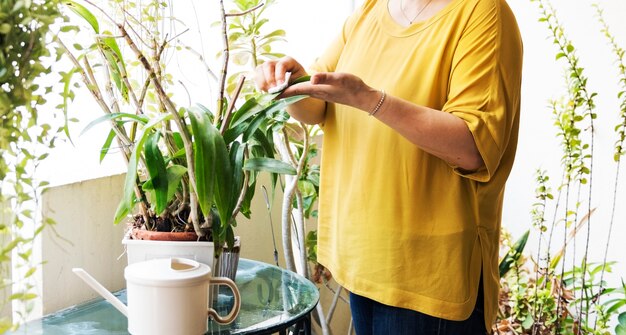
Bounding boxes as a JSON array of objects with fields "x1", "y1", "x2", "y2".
[
  {"x1": 58, "y1": 0, "x2": 302, "y2": 268},
  {"x1": 1, "y1": 0, "x2": 66, "y2": 331}
]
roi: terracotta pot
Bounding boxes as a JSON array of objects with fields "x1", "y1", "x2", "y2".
[{"x1": 130, "y1": 228, "x2": 206, "y2": 242}]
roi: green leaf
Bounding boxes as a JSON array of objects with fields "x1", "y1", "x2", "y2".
[
  {"x1": 0, "y1": 24, "x2": 11, "y2": 34},
  {"x1": 244, "y1": 157, "x2": 297, "y2": 175},
  {"x1": 224, "y1": 122, "x2": 248, "y2": 144},
  {"x1": 114, "y1": 114, "x2": 170, "y2": 224},
  {"x1": 172, "y1": 132, "x2": 184, "y2": 151},
  {"x1": 230, "y1": 97, "x2": 262, "y2": 127},
  {"x1": 243, "y1": 111, "x2": 268, "y2": 142},
  {"x1": 65, "y1": 1, "x2": 100, "y2": 33},
  {"x1": 144, "y1": 132, "x2": 168, "y2": 215},
  {"x1": 114, "y1": 146, "x2": 140, "y2": 224},
  {"x1": 238, "y1": 95, "x2": 308, "y2": 142},
  {"x1": 550, "y1": 252, "x2": 563, "y2": 270},
  {"x1": 61, "y1": 68, "x2": 77, "y2": 143},
  {"x1": 99, "y1": 129, "x2": 116, "y2": 163},
  {"x1": 81, "y1": 113, "x2": 148, "y2": 136},
  {"x1": 252, "y1": 129, "x2": 274, "y2": 159},
  {"x1": 230, "y1": 141, "x2": 245, "y2": 200},
  {"x1": 10, "y1": 293, "x2": 37, "y2": 301},
  {"x1": 283, "y1": 76, "x2": 311, "y2": 85},
  {"x1": 259, "y1": 29, "x2": 286, "y2": 41},
  {"x1": 213, "y1": 134, "x2": 234, "y2": 226},
  {"x1": 165, "y1": 165, "x2": 187, "y2": 203},
  {"x1": 226, "y1": 225, "x2": 235, "y2": 248},
  {"x1": 24, "y1": 267, "x2": 36, "y2": 278},
  {"x1": 188, "y1": 108, "x2": 216, "y2": 219},
  {"x1": 499, "y1": 230, "x2": 529, "y2": 277},
  {"x1": 521, "y1": 316, "x2": 534, "y2": 330},
  {"x1": 99, "y1": 35, "x2": 129, "y2": 102},
  {"x1": 605, "y1": 299, "x2": 626, "y2": 315},
  {"x1": 619, "y1": 312, "x2": 626, "y2": 326}
]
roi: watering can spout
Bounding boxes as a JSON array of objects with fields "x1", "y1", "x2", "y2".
[{"x1": 72, "y1": 268, "x2": 128, "y2": 317}]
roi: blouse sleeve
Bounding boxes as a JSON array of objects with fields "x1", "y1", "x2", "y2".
[{"x1": 442, "y1": 0, "x2": 522, "y2": 182}]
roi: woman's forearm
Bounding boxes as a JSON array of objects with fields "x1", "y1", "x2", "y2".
[
  {"x1": 286, "y1": 97, "x2": 327, "y2": 125},
  {"x1": 282, "y1": 73, "x2": 484, "y2": 171},
  {"x1": 373, "y1": 93, "x2": 484, "y2": 171}
]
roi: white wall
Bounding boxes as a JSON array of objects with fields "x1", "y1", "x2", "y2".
[{"x1": 40, "y1": 175, "x2": 127, "y2": 314}]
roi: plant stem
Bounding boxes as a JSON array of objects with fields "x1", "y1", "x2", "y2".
[
  {"x1": 57, "y1": 36, "x2": 157, "y2": 222},
  {"x1": 117, "y1": 23, "x2": 204, "y2": 236},
  {"x1": 531, "y1": 2, "x2": 596, "y2": 332},
  {"x1": 220, "y1": 75, "x2": 246, "y2": 135},
  {"x1": 294, "y1": 124, "x2": 310, "y2": 278},
  {"x1": 216, "y1": 0, "x2": 229, "y2": 125},
  {"x1": 276, "y1": 138, "x2": 297, "y2": 272},
  {"x1": 230, "y1": 147, "x2": 250, "y2": 221},
  {"x1": 594, "y1": 5, "x2": 626, "y2": 330}
]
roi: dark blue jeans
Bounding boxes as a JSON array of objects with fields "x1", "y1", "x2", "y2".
[{"x1": 349, "y1": 287, "x2": 487, "y2": 335}]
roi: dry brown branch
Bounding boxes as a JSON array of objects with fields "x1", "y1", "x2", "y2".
[
  {"x1": 220, "y1": 75, "x2": 246, "y2": 135},
  {"x1": 216, "y1": 0, "x2": 229, "y2": 124},
  {"x1": 117, "y1": 22, "x2": 204, "y2": 236}
]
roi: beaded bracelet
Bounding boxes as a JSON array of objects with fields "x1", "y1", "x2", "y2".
[{"x1": 369, "y1": 90, "x2": 386, "y2": 117}]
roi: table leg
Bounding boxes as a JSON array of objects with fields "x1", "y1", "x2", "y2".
[
  {"x1": 302, "y1": 314, "x2": 312, "y2": 335},
  {"x1": 290, "y1": 314, "x2": 312, "y2": 335}
]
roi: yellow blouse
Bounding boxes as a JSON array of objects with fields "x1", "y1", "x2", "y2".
[{"x1": 311, "y1": 0, "x2": 523, "y2": 330}]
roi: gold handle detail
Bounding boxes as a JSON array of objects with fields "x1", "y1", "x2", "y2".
[{"x1": 207, "y1": 277, "x2": 241, "y2": 325}]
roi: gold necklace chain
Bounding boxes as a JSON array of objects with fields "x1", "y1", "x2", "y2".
[{"x1": 399, "y1": 0, "x2": 434, "y2": 24}]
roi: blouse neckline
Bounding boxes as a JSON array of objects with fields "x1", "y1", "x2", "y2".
[{"x1": 379, "y1": 0, "x2": 467, "y2": 37}]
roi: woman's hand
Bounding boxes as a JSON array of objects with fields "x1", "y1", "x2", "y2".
[
  {"x1": 282, "y1": 72, "x2": 381, "y2": 113},
  {"x1": 255, "y1": 57, "x2": 327, "y2": 125},
  {"x1": 254, "y1": 57, "x2": 308, "y2": 93},
  {"x1": 255, "y1": 57, "x2": 380, "y2": 115}
]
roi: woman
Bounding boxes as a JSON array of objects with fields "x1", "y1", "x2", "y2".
[{"x1": 256, "y1": 0, "x2": 523, "y2": 333}]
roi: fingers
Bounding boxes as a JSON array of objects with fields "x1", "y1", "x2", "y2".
[
  {"x1": 310, "y1": 72, "x2": 326, "y2": 85},
  {"x1": 275, "y1": 61, "x2": 290, "y2": 87},
  {"x1": 280, "y1": 82, "x2": 314, "y2": 98},
  {"x1": 284, "y1": 72, "x2": 371, "y2": 110},
  {"x1": 284, "y1": 73, "x2": 332, "y2": 98},
  {"x1": 254, "y1": 56, "x2": 307, "y2": 92},
  {"x1": 310, "y1": 72, "x2": 343, "y2": 86},
  {"x1": 254, "y1": 61, "x2": 276, "y2": 91},
  {"x1": 263, "y1": 62, "x2": 277, "y2": 88}
]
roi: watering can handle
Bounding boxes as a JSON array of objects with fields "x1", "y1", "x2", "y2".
[{"x1": 207, "y1": 277, "x2": 241, "y2": 325}]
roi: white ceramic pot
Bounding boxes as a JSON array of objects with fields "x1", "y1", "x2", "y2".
[{"x1": 122, "y1": 234, "x2": 215, "y2": 268}]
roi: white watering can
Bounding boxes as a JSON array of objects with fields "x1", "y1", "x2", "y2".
[{"x1": 73, "y1": 257, "x2": 241, "y2": 335}]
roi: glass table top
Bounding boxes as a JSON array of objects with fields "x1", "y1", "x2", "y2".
[{"x1": 10, "y1": 259, "x2": 319, "y2": 335}]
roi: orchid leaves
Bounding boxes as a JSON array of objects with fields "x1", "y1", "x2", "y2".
[{"x1": 108, "y1": 94, "x2": 304, "y2": 237}]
